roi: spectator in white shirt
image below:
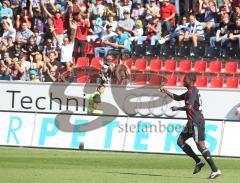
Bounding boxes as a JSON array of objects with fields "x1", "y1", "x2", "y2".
[
  {"x1": 1, "y1": 19, "x2": 16, "y2": 43},
  {"x1": 131, "y1": 2, "x2": 145, "y2": 21},
  {"x1": 95, "y1": 24, "x2": 117, "y2": 57},
  {"x1": 96, "y1": 0, "x2": 105, "y2": 17},
  {"x1": 115, "y1": 0, "x2": 132, "y2": 20},
  {"x1": 104, "y1": 15, "x2": 118, "y2": 32},
  {"x1": 55, "y1": 18, "x2": 77, "y2": 72}
]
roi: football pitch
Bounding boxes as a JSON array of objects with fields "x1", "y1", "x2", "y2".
[{"x1": 0, "y1": 147, "x2": 239, "y2": 183}]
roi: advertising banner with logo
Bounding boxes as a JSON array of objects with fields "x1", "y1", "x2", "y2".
[
  {"x1": 0, "y1": 81, "x2": 239, "y2": 120},
  {"x1": 0, "y1": 112, "x2": 228, "y2": 156},
  {"x1": 123, "y1": 118, "x2": 223, "y2": 155}
]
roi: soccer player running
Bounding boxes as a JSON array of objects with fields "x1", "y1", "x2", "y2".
[{"x1": 160, "y1": 74, "x2": 221, "y2": 179}]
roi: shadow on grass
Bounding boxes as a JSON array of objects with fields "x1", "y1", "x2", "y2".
[{"x1": 107, "y1": 171, "x2": 206, "y2": 180}]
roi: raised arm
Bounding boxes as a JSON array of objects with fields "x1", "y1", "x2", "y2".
[
  {"x1": 2, "y1": 20, "x2": 14, "y2": 33},
  {"x1": 41, "y1": 1, "x2": 53, "y2": 18},
  {"x1": 62, "y1": 1, "x2": 73, "y2": 18},
  {"x1": 69, "y1": 18, "x2": 77, "y2": 44},
  {"x1": 160, "y1": 87, "x2": 185, "y2": 101},
  {"x1": 29, "y1": 0, "x2": 34, "y2": 17}
]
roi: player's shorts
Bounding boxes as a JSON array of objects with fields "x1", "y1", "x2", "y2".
[{"x1": 179, "y1": 122, "x2": 205, "y2": 142}]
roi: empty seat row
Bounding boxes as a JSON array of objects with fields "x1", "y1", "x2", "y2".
[
  {"x1": 132, "y1": 74, "x2": 239, "y2": 88},
  {"x1": 75, "y1": 57, "x2": 118, "y2": 70},
  {"x1": 130, "y1": 59, "x2": 240, "y2": 74},
  {"x1": 76, "y1": 72, "x2": 239, "y2": 88},
  {"x1": 75, "y1": 57, "x2": 240, "y2": 75}
]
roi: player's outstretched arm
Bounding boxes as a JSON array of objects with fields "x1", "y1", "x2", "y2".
[
  {"x1": 160, "y1": 87, "x2": 174, "y2": 99},
  {"x1": 160, "y1": 87, "x2": 186, "y2": 101},
  {"x1": 171, "y1": 106, "x2": 188, "y2": 111}
]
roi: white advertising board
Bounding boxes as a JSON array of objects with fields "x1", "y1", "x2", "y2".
[
  {"x1": 123, "y1": 118, "x2": 223, "y2": 155},
  {"x1": 220, "y1": 121, "x2": 240, "y2": 157},
  {"x1": 31, "y1": 114, "x2": 127, "y2": 151},
  {"x1": 0, "y1": 112, "x2": 35, "y2": 147},
  {"x1": 0, "y1": 81, "x2": 239, "y2": 120},
  {"x1": 0, "y1": 111, "x2": 227, "y2": 156}
]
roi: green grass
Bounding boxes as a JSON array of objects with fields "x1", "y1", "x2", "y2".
[{"x1": 0, "y1": 147, "x2": 239, "y2": 183}]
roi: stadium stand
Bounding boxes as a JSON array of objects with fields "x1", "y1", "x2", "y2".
[
  {"x1": 163, "y1": 59, "x2": 177, "y2": 73},
  {"x1": 90, "y1": 57, "x2": 103, "y2": 70},
  {"x1": 165, "y1": 74, "x2": 178, "y2": 86},
  {"x1": 210, "y1": 75, "x2": 224, "y2": 88},
  {"x1": 192, "y1": 60, "x2": 207, "y2": 73},
  {"x1": 207, "y1": 60, "x2": 223, "y2": 74},
  {"x1": 149, "y1": 59, "x2": 162, "y2": 73},
  {"x1": 196, "y1": 75, "x2": 208, "y2": 87},
  {"x1": 177, "y1": 59, "x2": 192, "y2": 73},
  {"x1": 132, "y1": 58, "x2": 147, "y2": 72},
  {"x1": 132, "y1": 74, "x2": 148, "y2": 85},
  {"x1": 222, "y1": 61, "x2": 238, "y2": 74},
  {"x1": 76, "y1": 57, "x2": 90, "y2": 68},
  {"x1": 0, "y1": 0, "x2": 239, "y2": 88},
  {"x1": 225, "y1": 76, "x2": 239, "y2": 88},
  {"x1": 77, "y1": 74, "x2": 89, "y2": 83}
]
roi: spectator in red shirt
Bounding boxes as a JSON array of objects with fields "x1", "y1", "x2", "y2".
[
  {"x1": 74, "y1": 13, "x2": 90, "y2": 58},
  {"x1": 16, "y1": 8, "x2": 32, "y2": 30},
  {"x1": 160, "y1": 0, "x2": 176, "y2": 36},
  {"x1": 41, "y1": 1, "x2": 72, "y2": 46}
]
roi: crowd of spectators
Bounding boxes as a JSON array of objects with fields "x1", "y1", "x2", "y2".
[{"x1": 0, "y1": 0, "x2": 239, "y2": 83}]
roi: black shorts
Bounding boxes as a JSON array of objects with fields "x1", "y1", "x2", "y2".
[{"x1": 179, "y1": 122, "x2": 205, "y2": 142}]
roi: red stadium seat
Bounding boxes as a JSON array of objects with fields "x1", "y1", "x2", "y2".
[
  {"x1": 149, "y1": 75, "x2": 164, "y2": 86},
  {"x1": 207, "y1": 60, "x2": 222, "y2": 74},
  {"x1": 222, "y1": 61, "x2": 238, "y2": 74},
  {"x1": 76, "y1": 75, "x2": 89, "y2": 83},
  {"x1": 166, "y1": 74, "x2": 177, "y2": 86},
  {"x1": 132, "y1": 74, "x2": 148, "y2": 85},
  {"x1": 76, "y1": 57, "x2": 90, "y2": 67},
  {"x1": 90, "y1": 57, "x2": 103, "y2": 70},
  {"x1": 85, "y1": 42, "x2": 94, "y2": 55},
  {"x1": 133, "y1": 58, "x2": 147, "y2": 72},
  {"x1": 210, "y1": 76, "x2": 223, "y2": 88},
  {"x1": 149, "y1": 59, "x2": 162, "y2": 72},
  {"x1": 192, "y1": 60, "x2": 207, "y2": 73},
  {"x1": 225, "y1": 77, "x2": 239, "y2": 88},
  {"x1": 121, "y1": 59, "x2": 133, "y2": 69},
  {"x1": 196, "y1": 75, "x2": 208, "y2": 87},
  {"x1": 177, "y1": 60, "x2": 192, "y2": 73},
  {"x1": 164, "y1": 59, "x2": 177, "y2": 72},
  {"x1": 86, "y1": 42, "x2": 101, "y2": 55},
  {"x1": 179, "y1": 75, "x2": 186, "y2": 87}
]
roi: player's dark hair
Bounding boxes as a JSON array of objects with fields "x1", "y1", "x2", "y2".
[{"x1": 97, "y1": 84, "x2": 105, "y2": 91}]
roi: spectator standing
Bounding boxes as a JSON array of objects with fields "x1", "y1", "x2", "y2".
[
  {"x1": 160, "y1": 0, "x2": 176, "y2": 36},
  {"x1": 74, "y1": 13, "x2": 90, "y2": 58}
]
